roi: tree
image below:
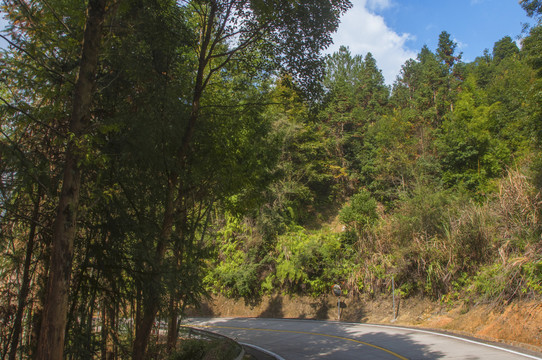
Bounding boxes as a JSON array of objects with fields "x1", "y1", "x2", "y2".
[
  {"x1": 390, "y1": 44, "x2": 448, "y2": 185},
  {"x1": 522, "y1": 24, "x2": 542, "y2": 185},
  {"x1": 435, "y1": 76, "x2": 513, "y2": 193},
  {"x1": 320, "y1": 46, "x2": 389, "y2": 194},
  {"x1": 122, "y1": 1, "x2": 352, "y2": 358},
  {"x1": 520, "y1": 0, "x2": 542, "y2": 21},
  {"x1": 523, "y1": 25, "x2": 542, "y2": 76},
  {"x1": 257, "y1": 76, "x2": 336, "y2": 233},
  {"x1": 486, "y1": 49, "x2": 534, "y2": 155},
  {"x1": 1, "y1": 9, "x2": 75, "y2": 359},
  {"x1": 437, "y1": 31, "x2": 462, "y2": 71},
  {"x1": 492, "y1": 36, "x2": 519, "y2": 63},
  {"x1": 36, "y1": 1, "x2": 109, "y2": 359},
  {"x1": 386, "y1": 37, "x2": 466, "y2": 203},
  {"x1": 393, "y1": 44, "x2": 453, "y2": 126},
  {"x1": 1, "y1": 0, "x2": 113, "y2": 357},
  {"x1": 468, "y1": 49, "x2": 493, "y2": 89},
  {"x1": 339, "y1": 189, "x2": 378, "y2": 239}
]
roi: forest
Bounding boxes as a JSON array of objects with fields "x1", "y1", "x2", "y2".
[{"x1": 0, "y1": 0, "x2": 541, "y2": 359}]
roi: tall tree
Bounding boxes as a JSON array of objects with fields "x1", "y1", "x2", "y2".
[
  {"x1": 320, "y1": 47, "x2": 389, "y2": 193},
  {"x1": 492, "y1": 36, "x2": 520, "y2": 63},
  {"x1": 129, "y1": 1, "x2": 352, "y2": 358},
  {"x1": 320, "y1": 46, "x2": 365, "y2": 187},
  {"x1": 36, "y1": 1, "x2": 109, "y2": 359},
  {"x1": 521, "y1": 20, "x2": 542, "y2": 183},
  {"x1": 436, "y1": 76, "x2": 508, "y2": 192},
  {"x1": 1, "y1": 17, "x2": 71, "y2": 360},
  {"x1": 437, "y1": 31, "x2": 462, "y2": 71}
]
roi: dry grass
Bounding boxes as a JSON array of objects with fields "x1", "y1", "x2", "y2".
[{"x1": 347, "y1": 165, "x2": 541, "y2": 300}]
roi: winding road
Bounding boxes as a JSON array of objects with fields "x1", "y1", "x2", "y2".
[{"x1": 185, "y1": 317, "x2": 542, "y2": 360}]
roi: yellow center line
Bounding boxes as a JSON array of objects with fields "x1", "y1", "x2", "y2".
[{"x1": 188, "y1": 324, "x2": 408, "y2": 360}]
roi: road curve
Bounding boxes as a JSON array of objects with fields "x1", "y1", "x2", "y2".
[{"x1": 185, "y1": 317, "x2": 542, "y2": 360}]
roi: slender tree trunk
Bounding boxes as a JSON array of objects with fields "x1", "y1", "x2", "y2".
[
  {"x1": 101, "y1": 298, "x2": 107, "y2": 360},
  {"x1": 101, "y1": 269, "x2": 117, "y2": 360},
  {"x1": 30, "y1": 255, "x2": 49, "y2": 359},
  {"x1": 132, "y1": 308, "x2": 157, "y2": 360},
  {"x1": 166, "y1": 297, "x2": 178, "y2": 353},
  {"x1": 166, "y1": 230, "x2": 185, "y2": 353},
  {"x1": 131, "y1": 178, "x2": 175, "y2": 359},
  {"x1": 25, "y1": 295, "x2": 34, "y2": 356},
  {"x1": 107, "y1": 297, "x2": 117, "y2": 360},
  {"x1": 8, "y1": 189, "x2": 42, "y2": 360},
  {"x1": 35, "y1": 1, "x2": 107, "y2": 359},
  {"x1": 131, "y1": 5, "x2": 217, "y2": 358},
  {"x1": 132, "y1": 186, "x2": 175, "y2": 358}
]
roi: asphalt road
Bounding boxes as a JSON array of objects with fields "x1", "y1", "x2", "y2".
[{"x1": 185, "y1": 317, "x2": 542, "y2": 360}]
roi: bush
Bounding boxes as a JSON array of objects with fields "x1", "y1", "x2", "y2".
[
  {"x1": 394, "y1": 183, "x2": 454, "y2": 244},
  {"x1": 270, "y1": 227, "x2": 353, "y2": 295},
  {"x1": 339, "y1": 189, "x2": 378, "y2": 235},
  {"x1": 170, "y1": 338, "x2": 240, "y2": 360}
]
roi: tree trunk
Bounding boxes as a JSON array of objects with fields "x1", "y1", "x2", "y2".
[
  {"x1": 101, "y1": 275, "x2": 117, "y2": 360},
  {"x1": 131, "y1": 7, "x2": 216, "y2": 357},
  {"x1": 107, "y1": 299, "x2": 117, "y2": 360},
  {"x1": 8, "y1": 189, "x2": 42, "y2": 360},
  {"x1": 30, "y1": 256, "x2": 49, "y2": 359},
  {"x1": 132, "y1": 179, "x2": 175, "y2": 360},
  {"x1": 101, "y1": 298, "x2": 107, "y2": 360},
  {"x1": 166, "y1": 231, "x2": 185, "y2": 354},
  {"x1": 166, "y1": 296, "x2": 178, "y2": 353},
  {"x1": 35, "y1": 1, "x2": 107, "y2": 359}
]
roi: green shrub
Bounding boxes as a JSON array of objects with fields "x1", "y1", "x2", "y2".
[
  {"x1": 394, "y1": 183, "x2": 454, "y2": 243},
  {"x1": 523, "y1": 260, "x2": 542, "y2": 295},
  {"x1": 339, "y1": 189, "x2": 378, "y2": 234},
  {"x1": 270, "y1": 228, "x2": 353, "y2": 295},
  {"x1": 170, "y1": 338, "x2": 240, "y2": 360}
]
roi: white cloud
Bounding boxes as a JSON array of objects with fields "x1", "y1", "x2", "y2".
[
  {"x1": 454, "y1": 37, "x2": 468, "y2": 52},
  {"x1": 326, "y1": 0, "x2": 417, "y2": 85}
]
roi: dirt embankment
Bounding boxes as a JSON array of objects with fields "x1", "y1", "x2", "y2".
[{"x1": 186, "y1": 294, "x2": 542, "y2": 353}]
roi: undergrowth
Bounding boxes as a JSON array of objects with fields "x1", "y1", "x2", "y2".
[{"x1": 206, "y1": 167, "x2": 542, "y2": 304}]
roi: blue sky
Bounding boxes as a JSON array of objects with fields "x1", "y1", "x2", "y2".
[
  {"x1": 0, "y1": 14, "x2": 7, "y2": 49},
  {"x1": 0, "y1": 1, "x2": 533, "y2": 85},
  {"x1": 327, "y1": 0, "x2": 534, "y2": 84}
]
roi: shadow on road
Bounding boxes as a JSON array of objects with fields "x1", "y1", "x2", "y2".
[{"x1": 200, "y1": 318, "x2": 447, "y2": 359}]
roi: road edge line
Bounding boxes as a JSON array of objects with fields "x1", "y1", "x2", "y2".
[
  {"x1": 351, "y1": 323, "x2": 542, "y2": 360},
  {"x1": 240, "y1": 342, "x2": 286, "y2": 360}
]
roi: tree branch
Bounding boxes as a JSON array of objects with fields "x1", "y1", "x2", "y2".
[
  {"x1": 0, "y1": 34, "x2": 74, "y2": 85},
  {"x1": 0, "y1": 96, "x2": 64, "y2": 136}
]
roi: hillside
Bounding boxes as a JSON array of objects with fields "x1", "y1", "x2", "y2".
[{"x1": 203, "y1": 32, "x2": 542, "y2": 312}]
